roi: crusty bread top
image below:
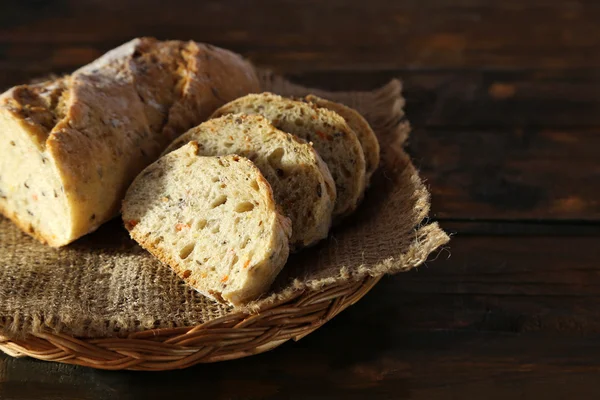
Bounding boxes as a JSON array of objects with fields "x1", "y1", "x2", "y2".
[
  {"x1": 211, "y1": 92, "x2": 366, "y2": 219},
  {"x1": 305, "y1": 95, "x2": 380, "y2": 185},
  {"x1": 1, "y1": 38, "x2": 259, "y2": 152},
  {"x1": 164, "y1": 113, "x2": 336, "y2": 250},
  {"x1": 122, "y1": 144, "x2": 291, "y2": 306}
]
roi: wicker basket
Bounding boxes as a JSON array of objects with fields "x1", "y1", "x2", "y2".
[
  {"x1": 0, "y1": 73, "x2": 450, "y2": 371},
  {"x1": 0, "y1": 276, "x2": 380, "y2": 370}
]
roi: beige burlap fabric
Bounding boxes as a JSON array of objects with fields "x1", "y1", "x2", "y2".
[{"x1": 0, "y1": 71, "x2": 449, "y2": 339}]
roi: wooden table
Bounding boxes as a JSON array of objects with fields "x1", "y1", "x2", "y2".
[{"x1": 1, "y1": 1, "x2": 599, "y2": 398}]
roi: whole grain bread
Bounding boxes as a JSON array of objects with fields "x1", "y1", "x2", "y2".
[
  {"x1": 305, "y1": 95, "x2": 380, "y2": 186},
  {"x1": 164, "y1": 113, "x2": 336, "y2": 250},
  {"x1": 0, "y1": 37, "x2": 259, "y2": 247},
  {"x1": 122, "y1": 143, "x2": 291, "y2": 306},
  {"x1": 211, "y1": 93, "x2": 366, "y2": 220}
]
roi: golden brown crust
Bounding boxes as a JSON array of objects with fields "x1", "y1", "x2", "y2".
[
  {"x1": 161, "y1": 41, "x2": 260, "y2": 139},
  {"x1": 0, "y1": 79, "x2": 68, "y2": 150}
]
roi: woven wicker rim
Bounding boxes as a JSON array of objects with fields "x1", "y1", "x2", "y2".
[{"x1": 0, "y1": 275, "x2": 381, "y2": 370}]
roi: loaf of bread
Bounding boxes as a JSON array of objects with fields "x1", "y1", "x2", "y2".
[
  {"x1": 122, "y1": 144, "x2": 291, "y2": 306},
  {"x1": 164, "y1": 113, "x2": 336, "y2": 250},
  {"x1": 305, "y1": 95, "x2": 380, "y2": 186},
  {"x1": 211, "y1": 93, "x2": 366, "y2": 220},
  {"x1": 0, "y1": 37, "x2": 259, "y2": 247}
]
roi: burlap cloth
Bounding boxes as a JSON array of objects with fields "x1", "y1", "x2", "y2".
[{"x1": 0, "y1": 71, "x2": 449, "y2": 339}]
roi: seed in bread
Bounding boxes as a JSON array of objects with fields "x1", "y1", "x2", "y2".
[
  {"x1": 211, "y1": 93, "x2": 366, "y2": 220},
  {"x1": 164, "y1": 113, "x2": 336, "y2": 250},
  {"x1": 122, "y1": 144, "x2": 291, "y2": 306},
  {"x1": 305, "y1": 95, "x2": 380, "y2": 186}
]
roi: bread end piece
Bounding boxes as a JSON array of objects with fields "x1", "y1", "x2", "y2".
[{"x1": 305, "y1": 95, "x2": 380, "y2": 186}]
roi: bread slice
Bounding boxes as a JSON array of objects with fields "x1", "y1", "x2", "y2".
[
  {"x1": 211, "y1": 93, "x2": 366, "y2": 220},
  {"x1": 122, "y1": 143, "x2": 291, "y2": 306},
  {"x1": 164, "y1": 113, "x2": 336, "y2": 250},
  {"x1": 305, "y1": 95, "x2": 380, "y2": 185}
]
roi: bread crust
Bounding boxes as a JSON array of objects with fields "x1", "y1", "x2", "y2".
[{"x1": 305, "y1": 95, "x2": 380, "y2": 186}]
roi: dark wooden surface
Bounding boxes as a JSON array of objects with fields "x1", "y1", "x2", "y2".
[{"x1": 1, "y1": 1, "x2": 599, "y2": 398}]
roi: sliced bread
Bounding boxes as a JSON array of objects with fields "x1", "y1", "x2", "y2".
[
  {"x1": 211, "y1": 93, "x2": 366, "y2": 220},
  {"x1": 0, "y1": 38, "x2": 259, "y2": 247},
  {"x1": 305, "y1": 95, "x2": 380, "y2": 186},
  {"x1": 164, "y1": 113, "x2": 336, "y2": 250},
  {"x1": 122, "y1": 143, "x2": 291, "y2": 306}
]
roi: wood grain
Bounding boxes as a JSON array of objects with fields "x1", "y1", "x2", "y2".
[
  {"x1": 1, "y1": 0, "x2": 600, "y2": 72},
  {"x1": 409, "y1": 127, "x2": 600, "y2": 220},
  {"x1": 381, "y1": 234, "x2": 600, "y2": 334},
  {"x1": 281, "y1": 69, "x2": 600, "y2": 128},
  {"x1": 441, "y1": 220, "x2": 600, "y2": 236}
]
